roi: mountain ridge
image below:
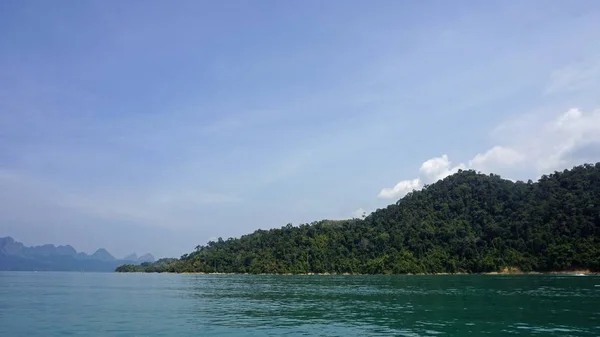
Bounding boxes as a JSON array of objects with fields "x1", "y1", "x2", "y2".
[{"x1": 0, "y1": 237, "x2": 155, "y2": 271}]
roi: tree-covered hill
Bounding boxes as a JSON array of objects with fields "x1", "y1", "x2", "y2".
[{"x1": 116, "y1": 163, "x2": 600, "y2": 274}]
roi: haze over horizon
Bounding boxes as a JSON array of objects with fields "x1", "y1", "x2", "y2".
[{"x1": 1, "y1": 1, "x2": 600, "y2": 258}]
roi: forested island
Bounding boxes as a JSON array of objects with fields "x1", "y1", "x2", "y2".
[{"x1": 117, "y1": 163, "x2": 600, "y2": 274}]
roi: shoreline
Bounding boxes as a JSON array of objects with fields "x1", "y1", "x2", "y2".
[{"x1": 119, "y1": 269, "x2": 598, "y2": 276}]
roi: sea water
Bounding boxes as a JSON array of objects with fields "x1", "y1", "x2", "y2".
[{"x1": 0, "y1": 272, "x2": 598, "y2": 336}]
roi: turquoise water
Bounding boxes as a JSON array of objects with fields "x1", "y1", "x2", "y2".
[{"x1": 0, "y1": 272, "x2": 599, "y2": 336}]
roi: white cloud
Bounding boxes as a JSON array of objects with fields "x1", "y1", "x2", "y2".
[
  {"x1": 377, "y1": 178, "x2": 421, "y2": 199},
  {"x1": 554, "y1": 108, "x2": 582, "y2": 127},
  {"x1": 351, "y1": 208, "x2": 368, "y2": 219},
  {"x1": 484, "y1": 107, "x2": 600, "y2": 173},
  {"x1": 419, "y1": 154, "x2": 465, "y2": 184},
  {"x1": 378, "y1": 108, "x2": 600, "y2": 200},
  {"x1": 537, "y1": 108, "x2": 600, "y2": 172},
  {"x1": 469, "y1": 146, "x2": 524, "y2": 172},
  {"x1": 378, "y1": 154, "x2": 465, "y2": 199}
]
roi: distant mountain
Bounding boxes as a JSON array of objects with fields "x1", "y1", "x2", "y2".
[
  {"x1": 24, "y1": 244, "x2": 77, "y2": 257},
  {"x1": 137, "y1": 253, "x2": 155, "y2": 263},
  {"x1": 0, "y1": 237, "x2": 24, "y2": 255},
  {"x1": 0, "y1": 237, "x2": 152, "y2": 272},
  {"x1": 123, "y1": 253, "x2": 155, "y2": 263},
  {"x1": 91, "y1": 248, "x2": 115, "y2": 261},
  {"x1": 124, "y1": 253, "x2": 138, "y2": 261}
]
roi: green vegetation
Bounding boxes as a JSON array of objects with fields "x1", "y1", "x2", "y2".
[
  {"x1": 117, "y1": 163, "x2": 600, "y2": 274},
  {"x1": 115, "y1": 258, "x2": 177, "y2": 272}
]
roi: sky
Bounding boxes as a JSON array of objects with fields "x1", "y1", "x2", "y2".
[{"x1": 1, "y1": 1, "x2": 600, "y2": 258}]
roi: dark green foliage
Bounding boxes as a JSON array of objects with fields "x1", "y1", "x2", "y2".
[
  {"x1": 116, "y1": 163, "x2": 600, "y2": 274},
  {"x1": 115, "y1": 264, "x2": 144, "y2": 272}
]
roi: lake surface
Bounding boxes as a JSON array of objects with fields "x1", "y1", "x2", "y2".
[{"x1": 0, "y1": 272, "x2": 598, "y2": 336}]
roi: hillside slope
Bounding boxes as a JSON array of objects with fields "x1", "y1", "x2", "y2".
[{"x1": 117, "y1": 163, "x2": 600, "y2": 274}]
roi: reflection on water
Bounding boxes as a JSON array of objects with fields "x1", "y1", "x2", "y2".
[{"x1": 0, "y1": 272, "x2": 599, "y2": 336}]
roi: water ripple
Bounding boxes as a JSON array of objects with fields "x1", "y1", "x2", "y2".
[{"x1": 0, "y1": 273, "x2": 598, "y2": 336}]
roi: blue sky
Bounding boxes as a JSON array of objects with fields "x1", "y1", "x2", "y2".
[{"x1": 1, "y1": 1, "x2": 600, "y2": 258}]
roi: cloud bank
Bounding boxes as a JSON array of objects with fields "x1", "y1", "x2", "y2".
[{"x1": 378, "y1": 108, "x2": 600, "y2": 199}]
